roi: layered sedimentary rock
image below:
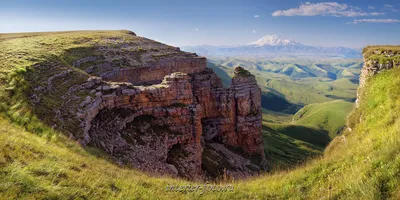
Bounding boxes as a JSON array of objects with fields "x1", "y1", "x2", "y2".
[
  {"x1": 192, "y1": 67, "x2": 264, "y2": 156},
  {"x1": 82, "y1": 73, "x2": 203, "y2": 179},
  {"x1": 26, "y1": 31, "x2": 266, "y2": 180},
  {"x1": 76, "y1": 63, "x2": 266, "y2": 180},
  {"x1": 101, "y1": 57, "x2": 206, "y2": 85},
  {"x1": 191, "y1": 67, "x2": 266, "y2": 179}
]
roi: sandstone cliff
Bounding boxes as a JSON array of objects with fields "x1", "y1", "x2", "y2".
[{"x1": 10, "y1": 30, "x2": 266, "y2": 180}]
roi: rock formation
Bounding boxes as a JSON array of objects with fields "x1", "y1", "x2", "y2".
[
  {"x1": 24, "y1": 31, "x2": 266, "y2": 180},
  {"x1": 356, "y1": 48, "x2": 400, "y2": 107}
]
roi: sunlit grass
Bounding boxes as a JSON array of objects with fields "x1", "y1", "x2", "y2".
[{"x1": 1, "y1": 31, "x2": 400, "y2": 199}]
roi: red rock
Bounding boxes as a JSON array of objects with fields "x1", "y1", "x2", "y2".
[{"x1": 59, "y1": 53, "x2": 265, "y2": 180}]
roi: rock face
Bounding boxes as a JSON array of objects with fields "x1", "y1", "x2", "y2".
[
  {"x1": 84, "y1": 73, "x2": 203, "y2": 179},
  {"x1": 356, "y1": 49, "x2": 400, "y2": 107},
  {"x1": 22, "y1": 31, "x2": 266, "y2": 180},
  {"x1": 76, "y1": 57, "x2": 266, "y2": 180}
]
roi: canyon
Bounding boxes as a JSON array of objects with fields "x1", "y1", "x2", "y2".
[
  {"x1": 13, "y1": 31, "x2": 267, "y2": 180},
  {"x1": 2, "y1": 30, "x2": 400, "y2": 199}
]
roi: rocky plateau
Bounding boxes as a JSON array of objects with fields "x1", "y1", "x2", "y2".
[{"x1": 19, "y1": 30, "x2": 267, "y2": 180}]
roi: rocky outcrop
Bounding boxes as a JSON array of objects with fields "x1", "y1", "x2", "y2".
[
  {"x1": 192, "y1": 67, "x2": 264, "y2": 154},
  {"x1": 190, "y1": 67, "x2": 266, "y2": 179},
  {"x1": 80, "y1": 73, "x2": 203, "y2": 179},
  {"x1": 75, "y1": 64, "x2": 266, "y2": 180},
  {"x1": 25, "y1": 32, "x2": 266, "y2": 180},
  {"x1": 356, "y1": 48, "x2": 400, "y2": 107},
  {"x1": 101, "y1": 57, "x2": 206, "y2": 85}
]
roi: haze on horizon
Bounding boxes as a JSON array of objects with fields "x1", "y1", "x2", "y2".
[{"x1": 1, "y1": 0, "x2": 400, "y2": 48}]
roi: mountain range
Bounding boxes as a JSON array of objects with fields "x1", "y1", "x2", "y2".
[{"x1": 181, "y1": 34, "x2": 362, "y2": 58}]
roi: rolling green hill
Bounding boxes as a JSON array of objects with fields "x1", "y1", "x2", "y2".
[
  {"x1": 293, "y1": 100, "x2": 354, "y2": 138},
  {"x1": 1, "y1": 55, "x2": 399, "y2": 199},
  {"x1": 211, "y1": 57, "x2": 361, "y2": 106},
  {"x1": 208, "y1": 56, "x2": 358, "y2": 166},
  {"x1": 265, "y1": 123, "x2": 330, "y2": 148},
  {"x1": 260, "y1": 100, "x2": 355, "y2": 168},
  {"x1": 218, "y1": 58, "x2": 363, "y2": 81},
  {"x1": 261, "y1": 124, "x2": 324, "y2": 170},
  {"x1": 2, "y1": 31, "x2": 399, "y2": 199},
  {"x1": 279, "y1": 64, "x2": 314, "y2": 78}
]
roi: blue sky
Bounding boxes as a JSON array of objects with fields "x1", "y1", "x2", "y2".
[{"x1": 1, "y1": 0, "x2": 400, "y2": 48}]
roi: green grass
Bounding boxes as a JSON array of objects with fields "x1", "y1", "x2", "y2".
[
  {"x1": 260, "y1": 100, "x2": 354, "y2": 170},
  {"x1": 209, "y1": 58, "x2": 361, "y2": 106},
  {"x1": 262, "y1": 124, "x2": 324, "y2": 170},
  {"x1": 363, "y1": 45, "x2": 400, "y2": 58},
  {"x1": 0, "y1": 116, "x2": 194, "y2": 199},
  {"x1": 363, "y1": 46, "x2": 400, "y2": 65},
  {"x1": 1, "y1": 31, "x2": 400, "y2": 199},
  {"x1": 0, "y1": 30, "x2": 189, "y2": 138},
  {"x1": 1, "y1": 66, "x2": 400, "y2": 199},
  {"x1": 369, "y1": 54, "x2": 400, "y2": 64},
  {"x1": 264, "y1": 123, "x2": 331, "y2": 148},
  {"x1": 293, "y1": 100, "x2": 354, "y2": 138},
  {"x1": 233, "y1": 67, "x2": 252, "y2": 78}
]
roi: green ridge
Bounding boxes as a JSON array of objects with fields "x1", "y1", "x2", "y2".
[{"x1": 1, "y1": 32, "x2": 400, "y2": 199}]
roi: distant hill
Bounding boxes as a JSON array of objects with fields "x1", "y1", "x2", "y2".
[
  {"x1": 213, "y1": 57, "x2": 363, "y2": 80},
  {"x1": 182, "y1": 34, "x2": 362, "y2": 58},
  {"x1": 1, "y1": 44, "x2": 400, "y2": 199},
  {"x1": 207, "y1": 62, "x2": 302, "y2": 113},
  {"x1": 293, "y1": 100, "x2": 354, "y2": 138},
  {"x1": 208, "y1": 57, "x2": 361, "y2": 106}
]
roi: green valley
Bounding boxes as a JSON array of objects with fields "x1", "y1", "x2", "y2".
[
  {"x1": 208, "y1": 57, "x2": 362, "y2": 106},
  {"x1": 206, "y1": 57, "x2": 361, "y2": 167},
  {"x1": 2, "y1": 0, "x2": 400, "y2": 198},
  {"x1": 293, "y1": 100, "x2": 354, "y2": 138},
  {"x1": 1, "y1": 43, "x2": 400, "y2": 199}
]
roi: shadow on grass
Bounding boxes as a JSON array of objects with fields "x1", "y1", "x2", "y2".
[{"x1": 262, "y1": 124, "x2": 328, "y2": 171}]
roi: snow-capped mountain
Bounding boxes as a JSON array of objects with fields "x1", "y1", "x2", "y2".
[
  {"x1": 247, "y1": 34, "x2": 301, "y2": 46},
  {"x1": 181, "y1": 35, "x2": 361, "y2": 58}
]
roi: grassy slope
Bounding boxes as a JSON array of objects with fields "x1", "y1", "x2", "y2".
[
  {"x1": 0, "y1": 30, "x2": 190, "y2": 139},
  {"x1": 0, "y1": 116, "x2": 192, "y2": 200},
  {"x1": 0, "y1": 31, "x2": 126, "y2": 137},
  {"x1": 1, "y1": 31, "x2": 400, "y2": 199},
  {"x1": 260, "y1": 100, "x2": 355, "y2": 167},
  {"x1": 1, "y1": 64, "x2": 399, "y2": 200},
  {"x1": 262, "y1": 123, "x2": 324, "y2": 170},
  {"x1": 293, "y1": 100, "x2": 354, "y2": 138},
  {"x1": 363, "y1": 45, "x2": 400, "y2": 64}
]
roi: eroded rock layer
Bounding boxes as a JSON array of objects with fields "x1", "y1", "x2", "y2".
[
  {"x1": 77, "y1": 64, "x2": 266, "y2": 180},
  {"x1": 22, "y1": 31, "x2": 266, "y2": 180}
]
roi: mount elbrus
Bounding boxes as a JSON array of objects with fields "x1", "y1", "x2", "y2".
[{"x1": 2, "y1": 30, "x2": 267, "y2": 180}]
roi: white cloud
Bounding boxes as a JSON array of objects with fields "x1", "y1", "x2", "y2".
[
  {"x1": 272, "y1": 2, "x2": 383, "y2": 17},
  {"x1": 254, "y1": 15, "x2": 259, "y2": 18},
  {"x1": 252, "y1": 30, "x2": 256, "y2": 33},
  {"x1": 195, "y1": 28, "x2": 199, "y2": 31},
  {"x1": 383, "y1": 4, "x2": 398, "y2": 12},
  {"x1": 370, "y1": 12, "x2": 385, "y2": 16},
  {"x1": 368, "y1": 6, "x2": 375, "y2": 9},
  {"x1": 348, "y1": 18, "x2": 400, "y2": 24}
]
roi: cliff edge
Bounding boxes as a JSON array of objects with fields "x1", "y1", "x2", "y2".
[
  {"x1": 0, "y1": 30, "x2": 266, "y2": 180},
  {"x1": 356, "y1": 46, "x2": 400, "y2": 107}
]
